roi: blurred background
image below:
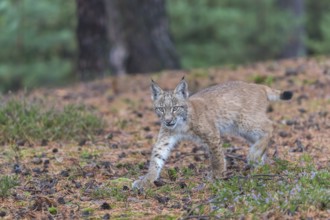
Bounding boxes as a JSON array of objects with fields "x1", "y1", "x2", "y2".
[{"x1": 0, "y1": 0, "x2": 329, "y2": 93}]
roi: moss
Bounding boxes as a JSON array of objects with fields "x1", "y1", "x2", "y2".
[{"x1": 0, "y1": 99, "x2": 104, "y2": 144}]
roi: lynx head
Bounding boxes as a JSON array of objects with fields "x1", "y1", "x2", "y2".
[{"x1": 151, "y1": 78, "x2": 189, "y2": 129}]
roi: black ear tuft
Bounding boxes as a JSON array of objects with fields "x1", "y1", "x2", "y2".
[
  {"x1": 280, "y1": 91, "x2": 293, "y2": 100},
  {"x1": 181, "y1": 76, "x2": 185, "y2": 80}
]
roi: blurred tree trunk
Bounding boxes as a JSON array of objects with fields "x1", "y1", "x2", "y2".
[
  {"x1": 76, "y1": 0, "x2": 108, "y2": 80},
  {"x1": 104, "y1": 0, "x2": 180, "y2": 75},
  {"x1": 76, "y1": 0, "x2": 180, "y2": 79},
  {"x1": 277, "y1": 0, "x2": 306, "y2": 58}
]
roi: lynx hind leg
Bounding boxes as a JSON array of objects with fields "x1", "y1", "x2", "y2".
[{"x1": 247, "y1": 120, "x2": 273, "y2": 165}]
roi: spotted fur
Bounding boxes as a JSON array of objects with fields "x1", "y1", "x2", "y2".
[{"x1": 132, "y1": 78, "x2": 293, "y2": 190}]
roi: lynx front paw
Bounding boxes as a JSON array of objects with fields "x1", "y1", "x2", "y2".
[
  {"x1": 132, "y1": 177, "x2": 153, "y2": 191},
  {"x1": 247, "y1": 153, "x2": 267, "y2": 166},
  {"x1": 210, "y1": 169, "x2": 227, "y2": 181}
]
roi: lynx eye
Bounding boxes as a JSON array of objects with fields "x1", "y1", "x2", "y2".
[
  {"x1": 155, "y1": 107, "x2": 165, "y2": 113},
  {"x1": 172, "y1": 106, "x2": 182, "y2": 112}
]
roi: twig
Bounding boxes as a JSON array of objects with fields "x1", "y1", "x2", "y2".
[
  {"x1": 225, "y1": 153, "x2": 247, "y2": 162},
  {"x1": 272, "y1": 144, "x2": 279, "y2": 158}
]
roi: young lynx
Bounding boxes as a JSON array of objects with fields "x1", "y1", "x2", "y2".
[{"x1": 133, "y1": 78, "x2": 293, "y2": 190}]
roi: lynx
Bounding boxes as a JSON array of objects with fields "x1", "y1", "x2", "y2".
[{"x1": 132, "y1": 78, "x2": 293, "y2": 190}]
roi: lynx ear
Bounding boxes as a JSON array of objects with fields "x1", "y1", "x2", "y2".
[
  {"x1": 151, "y1": 79, "x2": 163, "y2": 101},
  {"x1": 174, "y1": 78, "x2": 189, "y2": 99}
]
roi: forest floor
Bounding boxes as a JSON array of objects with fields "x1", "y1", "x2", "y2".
[{"x1": 0, "y1": 58, "x2": 329, "y2": 219}]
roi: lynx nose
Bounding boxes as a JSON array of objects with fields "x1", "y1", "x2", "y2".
[
  {"x1": 164, "y1": 118, "x2": 175, "y2": 127},
  {"x1": 165, "y1": 119, "x2": 172, "y2": 125}
]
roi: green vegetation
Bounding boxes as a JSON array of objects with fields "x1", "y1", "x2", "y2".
[
  {"x1": 167, "y1": 167, "x2": 178, "y2": 181},
  {"x1": 80, "y1": 150, "x2": 99, "y2": 160},
  {"x1": 0, "y1": 99, "x2": 104, "y2": 144},
  {"x1": 90, "y1": 178, "x2": 132, "y2": 201},
  {"x1": 306, "y1": 1, "x2": 330, "y2": 54},
  {"x1": 187, "y1": 158, "x2": 330, "y2": 218},
  {"x1": 92, "y1": 186, "x2": 124, "y2": 201},
  {"x1": 1, "y1": 1, "x2": 330, "y2": 92},
  {"x1": 0, "y1": 175, "x2": 19, "y2": 198},
  {"x1": 168, "y1": 0, "x2": 330, "y2": 69},
  {"x1": 48, "y1": 206, "x2": 57, "y2": 215},
  {"x1": 251, "y1": 75, "x2": 275, "y2": 85},
  {"x1": 82, "y1": 207, "x2": 94, "y2": 217},
  {"x1": 0, "y1": 0, "x2": 76, "y2": 92},
  {"x1": 168, "y1": 0, "x2": 291, "y2": 68},
  {"x1": 182, "y1": 167, "x2": 195, "y2": 177}
]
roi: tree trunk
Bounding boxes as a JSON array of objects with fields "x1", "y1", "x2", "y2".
[
  {"x1": 278, "y1": 0, "x2": 306, "y2": 58},
  {"x1": 104, "y1": 0, "x2": 180, "y2": 75},
  {"x1": 76, "y1": 0, "x2": 108, "y2": 80}
]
